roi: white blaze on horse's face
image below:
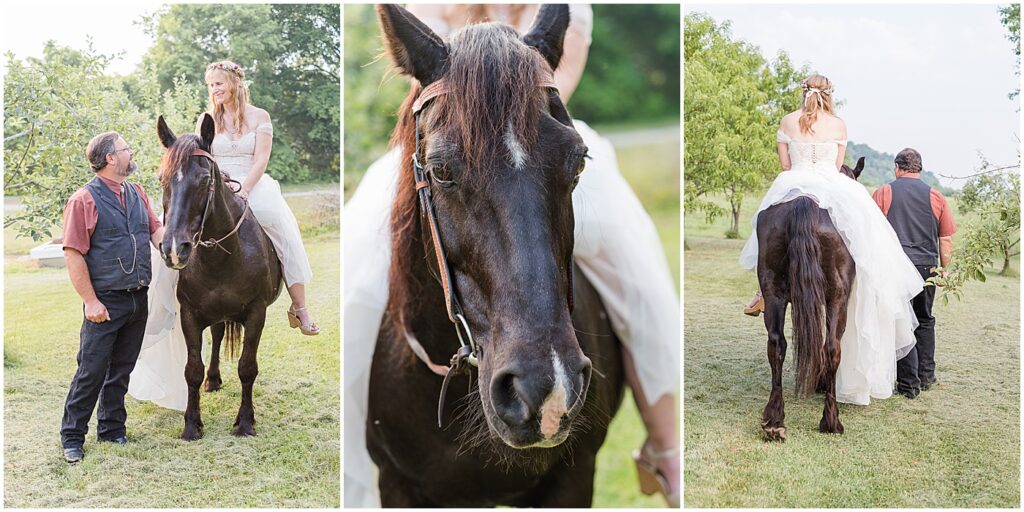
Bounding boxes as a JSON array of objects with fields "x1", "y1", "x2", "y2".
[
  {"x1": 169, "y1": 236, "x2": 181, "y2": 267},
  {"x1": 176, "y1": 166, "x2": 184, "y2": 183},
  {"x1": 539, "y1": 347, "x2": 570, "y2": 439},
  {"x1": 505, "y1": 121, "x2": 527, "y2": 170}
]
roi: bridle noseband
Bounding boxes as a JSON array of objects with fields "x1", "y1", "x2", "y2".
[
  {"x1": 406, "y1": 70, "x2": 571, "y2": 427},
  {"x1": 189, "y1": 148, "x2": 250, "y2": 254}
]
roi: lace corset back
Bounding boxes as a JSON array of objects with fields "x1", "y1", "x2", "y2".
[
  {"x1": 778, "y1": 130, "x2": 846, "y2": 173},
  {"x1": 211, "y1": 122, "x2": 273, "y2": 179}
]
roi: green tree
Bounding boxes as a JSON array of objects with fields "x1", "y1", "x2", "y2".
[
  {"x1": 141, "y1": 4, "x2": 340, "y2": 183},
  {"x1": 4, "y1": 43, "x2": 201, "y2": 241},
  {"x1": 956, "y1": 170, "x2": 1020, "y2": 275},
  {"x1": 684, "y1": 12, "x2": 806, "y2": 237},
  {"x1": 1000, "y1": 3, "x2": 1020, "y2": 100}
]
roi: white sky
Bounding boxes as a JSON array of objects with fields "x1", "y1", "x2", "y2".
[
  {"x1": 688, "y1": 3, "x2": 1021, "y2": 187},
  {"x1": 1, "y1": 3, "x2": 160, "y2": 76}
]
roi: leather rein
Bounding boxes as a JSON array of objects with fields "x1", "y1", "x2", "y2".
[
  {"x1": 405, "y1": 70, "x2": 567, "y2": 427},
  {"x1": 189, "y1": 148, "x2": 250, "y2": 254}
]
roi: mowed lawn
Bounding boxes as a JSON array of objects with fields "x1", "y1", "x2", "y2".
[
  {"x1": 683, "y1": 192, "x2": 1020, "y2": 507},
  {"x1": 4, "y1": 187, "x2": 340, "y2": 508}
]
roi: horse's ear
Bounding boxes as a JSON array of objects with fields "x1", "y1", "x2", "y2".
[
  {"x1": 157, "y1": 115, "x2": 176, "y2": 149},
  {"x1": 522, "y1": 4, "x2": 570, "y2": 70},
  {"x1": 854, "y1": 156, "x2": 865, "y2": 179},
  {"x1": 199, "y1": 113, "x2": 216, "y2": 148},
  {"x1": 376, "y1": 4, "x2": 449, "y2": 85}
]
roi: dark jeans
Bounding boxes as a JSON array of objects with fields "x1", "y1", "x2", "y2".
[
  {"x1": 60, "y1": 288, "x2": 148, "y2": 449},
  {"x1": 896, "y1": 266, "x2": 936, "y2": 394}
]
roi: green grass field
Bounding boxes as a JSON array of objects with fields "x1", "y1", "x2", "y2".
[
  {"x1": 3, "y1": 190, "x2": 340, "y2": 508},
  {"x1": 683, "y1": 192, "x2": 1020, "y2": 507}
]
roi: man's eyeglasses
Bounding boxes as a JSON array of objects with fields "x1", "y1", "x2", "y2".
[{"x1": 112, "y1": 146, "x2": 134, "y2": 155}]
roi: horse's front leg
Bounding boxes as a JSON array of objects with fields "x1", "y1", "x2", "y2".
[
  {"x1": 820, "y1": 287, "x2": 850, "y2": 434},
  {"x1": 233, "y1": 308, "x2": 265, "y2": 436},
  {"x1": 762, "y1": 291, "x2": 788, "y2": 442},
  {"x1": 180, "y1": 309, "x2": 206, "y2": 441},
  {"x1": 205, "y1": 322, "x2": 224, "y2": 392}
]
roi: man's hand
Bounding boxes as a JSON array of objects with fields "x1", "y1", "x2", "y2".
[
  {"x1": 84, "y1": 298, "x2": 110, "y2": 322},
  {"x1": 929, "y1": 267, "x2": 947, "y2": 288}
]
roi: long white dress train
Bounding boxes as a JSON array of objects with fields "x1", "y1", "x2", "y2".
[
  {"x1": 739, "y1": 131, "x2": 923, "y2": 405},
  {"x1": 128, "y1": 122, "x2": 313, "y2": 410},
  {"x1": 343, "y1": 120, "x2": 680, "y2": 507}
]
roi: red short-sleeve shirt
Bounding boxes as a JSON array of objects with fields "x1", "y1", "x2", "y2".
[
  {"x1": 62, "y1": 175, "x2": 161, "y2": 255},
  {"x1": 871, "y1": 175, "x2": 957, "y2": 237}
]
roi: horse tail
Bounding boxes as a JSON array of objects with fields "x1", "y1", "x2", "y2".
[
  {"x1": 788, "y1": 197, "x2": 827, "y2": 399},
  {"x1": 224, "y1": 321, "x2": 242, "y2": 360}
]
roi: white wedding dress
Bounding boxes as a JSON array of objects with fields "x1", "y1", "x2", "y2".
[
  {"x1": 343, "y1": 120, "x2": 680, "y2": 507},
  {"x1": 739, "y1": 130, "x2": 923, "y2": 405},
  {"x1": 128, "y1": 122, "x2": 312, "y2": 410}
]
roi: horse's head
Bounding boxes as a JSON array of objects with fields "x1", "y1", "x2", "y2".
[
  {"x1": 156, "y1": 113, "x2": 219, "y2": 269},
  {"x1": 379, "y1": 4, "x2": 592, "y2": 450},
  {"x1": 841, "y1": 156, "x2": 864, "y2": 181}
]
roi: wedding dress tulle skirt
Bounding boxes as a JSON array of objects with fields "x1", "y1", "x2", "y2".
[
  {"x1": 128, "y1": 251, "x2": 188, "y2": 411},
  {"x1": 739, "y1": 168, "x2": 924, "y2": 405},
  {"x1": 342, "y1": 120, "x2": 680, "y2": 507}
]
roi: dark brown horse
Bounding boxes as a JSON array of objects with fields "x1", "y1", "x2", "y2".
[
  {"x1": 757, "y1": 157, "x2": 864, "y2": 441},
  {"x1": 367, "y1": 4, "x2": 624, "y2": 506},
  {"x1": 156, "y1": 114, "x2": 282, "y2": 440}
]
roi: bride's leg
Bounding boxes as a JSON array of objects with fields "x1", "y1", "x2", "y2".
[
  {"x1": 622, "y1": 347, "x2": 679, "y2": 499},
  {"x1": 287, "y1": 282, "x2": 319, "y2": 334}
]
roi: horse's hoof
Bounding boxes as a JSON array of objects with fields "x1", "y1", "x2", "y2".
[
  {"x1": 231, "y1": 424, "x2": 256, "y2": 437},
  {"x1": 204, "y1": 378, "x2": 222, "y2": 392},
  {"x1": 762, "y1": 426, "x2": 787, "y2": 442},
  {"x1": 819, "y1": 418, "x2": 844, "y2": 434},
  {"x1": 180, "y1": 427, "x2": 204, "y2": 441}
]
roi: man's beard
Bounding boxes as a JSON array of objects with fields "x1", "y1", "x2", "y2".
[{"x1": 118, "y1": 160, "x2": 138, "y2": 177}]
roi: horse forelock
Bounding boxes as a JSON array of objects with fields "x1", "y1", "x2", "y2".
[
  {"x1": 436, "y1": 22, "x2": 546, "y2": 178},
  {"x1": 158, "y1": 135, "x2": 202, "y2": 188}
]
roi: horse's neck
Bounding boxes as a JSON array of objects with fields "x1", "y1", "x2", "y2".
[{"x1": 201, "y1": 185, "x2": 245, "y2": 254}]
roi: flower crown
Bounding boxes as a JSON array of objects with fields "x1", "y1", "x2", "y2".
[
  {"x1": 207, "y1": 61, "x2": 245, "y2": 79},
  {"x1": 801, "y1": 80, "x2": 833, "y2": 96}
]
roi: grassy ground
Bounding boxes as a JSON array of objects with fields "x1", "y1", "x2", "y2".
[
  {"x1": 4, "y1": 190, "x2": 340, "y2": 508},
  {"x1": 683, "y1": 193, "x2": 1020, "y2": 507}
]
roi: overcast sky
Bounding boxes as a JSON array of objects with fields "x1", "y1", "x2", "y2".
[
  {"x1": 687, "y1": 3, "x2": 1020, "y2": 187},
  {"x1": 2, "y1": 3, "x2": 158, "y2": 77}
]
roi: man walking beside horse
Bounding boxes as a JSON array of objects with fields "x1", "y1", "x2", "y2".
[
  {"x1": 59, "y1": 131, "x2": 164, "y2": 463},
  {"x1": 872, "y1": 148, "x2": 957, "y2": 399}
]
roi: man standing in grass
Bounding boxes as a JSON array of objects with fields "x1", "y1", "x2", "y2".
[
  {"x1": 59, "y1": 132, "x2": 163, "y2": 463},
  {"x1": 871, "y1": 148, "x2": 957, "y2": 399}
]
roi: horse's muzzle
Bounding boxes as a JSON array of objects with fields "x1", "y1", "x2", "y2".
[
  {"x1": 162, "y1": 239, "x2": 193, "y2": 270},
  {"x1": 487, "y1": 351, "x2": 592, "y2": 448}
]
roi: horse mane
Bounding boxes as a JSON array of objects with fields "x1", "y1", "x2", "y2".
[
  {"x1": 158, "y1": 134, "x2": 202, "y2": 188},
  {"x1": 386, "y1": 22, "x2": 548, "y2": 338}
]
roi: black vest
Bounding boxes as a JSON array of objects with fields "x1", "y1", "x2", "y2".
[
  {"x1": 886, "y1": 177, "x2": 939, "y2": 266},
  {"x1": 83, "y1": 177, "x2": 152, "y2": 291}
]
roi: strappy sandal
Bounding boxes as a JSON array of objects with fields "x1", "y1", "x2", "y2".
[
  {"x1": 287, "y1": 306, "x2": 320, "y2": 336},
  {"x1": 633, "y1": 441, "x2": 680, "y2": 507},
  {"x1": 743, "y1": 292, "x2": 764, "y2": 317}
]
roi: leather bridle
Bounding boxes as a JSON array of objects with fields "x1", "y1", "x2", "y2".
[
  {"x1": 189, "y1": 148, "x2": 249, "y2": 254},
  {"x1": 406, "y1": 70, "x2": 573, "y2": 427}
]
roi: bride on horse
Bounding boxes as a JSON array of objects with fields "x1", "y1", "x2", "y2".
[
  {"x1": 741, "y1": 74, "x2": 924, "y2": 406},
  {"x1": 344, "y1": 4, "x2": 679, "y2": 506}
]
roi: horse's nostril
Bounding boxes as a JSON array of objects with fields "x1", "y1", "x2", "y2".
[
  {"x1": 490, "y1": 370, "x2": 531, "y2": 427},
  {"x1": 573, "y1": 359, "x2": 593, "y2": 409}
]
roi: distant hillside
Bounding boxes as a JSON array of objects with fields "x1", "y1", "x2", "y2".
[{"x1": 846, "y1": 141, "x2": 954, "y2": 195}]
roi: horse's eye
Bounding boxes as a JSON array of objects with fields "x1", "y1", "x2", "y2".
[{"x1": 430, "y1": 163, "x2": 457, "y2": 187}]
